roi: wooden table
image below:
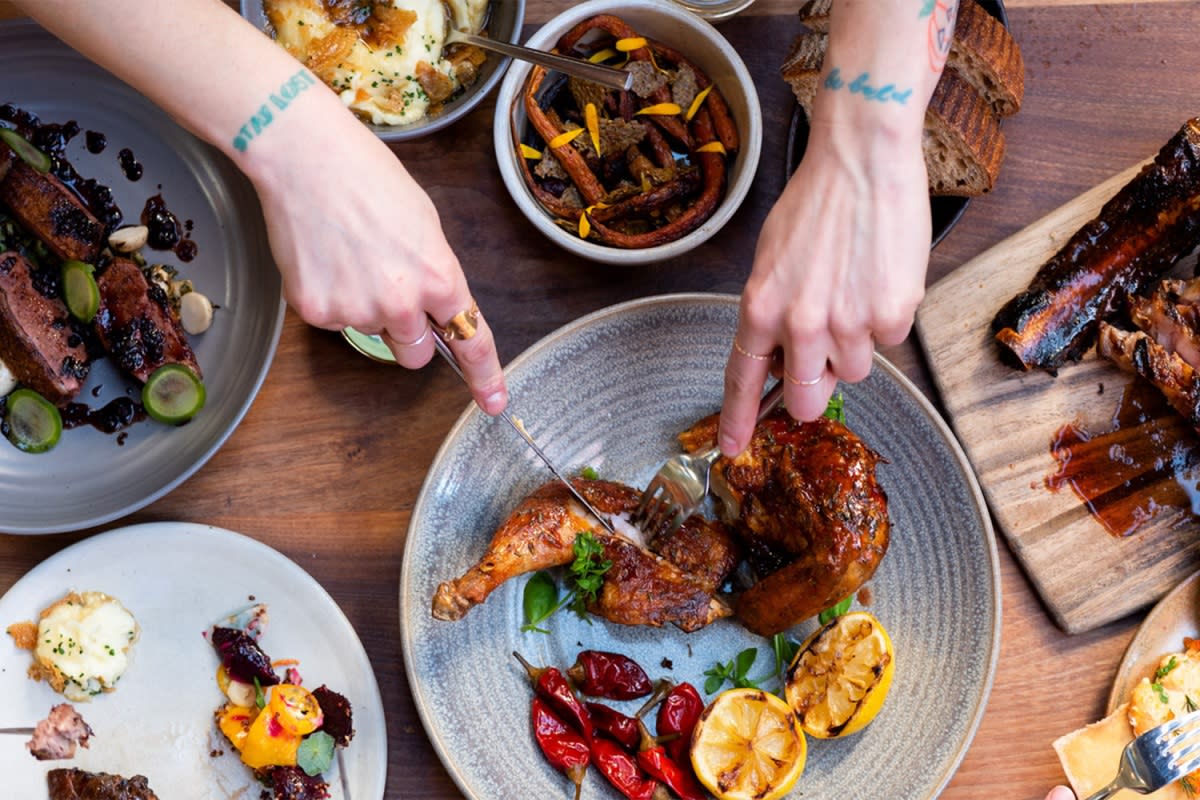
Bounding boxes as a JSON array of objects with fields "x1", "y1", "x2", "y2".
[{"x1": 2, "y1": 1, "x2": 1198, "y2": 797}]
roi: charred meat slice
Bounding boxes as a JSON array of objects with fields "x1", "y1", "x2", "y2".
[
  {"x1": 94, "y1": 257, "x2": 200, "y2": 383},
  {"x1": 993, "y1": 118, "x2": 1200, "y2": 371},
  {"x1": 1098, "y1": 321, "x2": 1200, "y2": 430},
  {"x1": 47, "y1": 768, "x2": 159, "y2": 800},
  {"x1": 0, "y1": 156, "x2": 103, "y2": 264},
  {"x1": 27, "y1": 703, "x2": 93, "y2": 761},
  {"x1": 649, "y1": 515, "x2": 740, "y2": 595},
  {"x1": 1128, "y1": 278, "x2": 1200, "y2": 369},
  {"x1": 0, "y1": 250, "x2": 88, "y2": 404}
]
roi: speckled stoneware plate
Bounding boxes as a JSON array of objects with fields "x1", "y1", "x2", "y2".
[
  {"x1": 0, "y1": 21, "x2": 284, "y2": 534},
  {"x1": 402, "y1": 293, "x2": 1001, "y2": 800},
  {"x1": 1, "y1": 522, "x2": 387, "y2": 797},
  {"x1": 1108, "y1": 569, "x2": 1200, "y2": 714}
]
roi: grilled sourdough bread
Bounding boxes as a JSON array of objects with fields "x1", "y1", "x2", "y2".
[
  {"x1": 793, "y1": 0, "x2": 1024, "y2": 116},
  {"x1": 780, "y1": 31, "x2": 1006, "y2": 196}
]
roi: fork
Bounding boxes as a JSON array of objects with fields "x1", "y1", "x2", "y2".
[
  {"x1": 1082, "y1": 709, "x2": 1200, "y2": 800},
  {"x1": 631, "y1": 380, "x2": 785, "y2": 538}
]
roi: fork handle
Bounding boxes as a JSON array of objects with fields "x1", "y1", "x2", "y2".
[{"x1": 1082, "y1": 782, "x2": 1122, "y2": 800}]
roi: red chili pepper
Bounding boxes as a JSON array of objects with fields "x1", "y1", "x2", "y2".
[
  {"x1": 635, "y1": 721, "x2": 707, "y2": 800},
  {"x1": 586, "y1": 701, "x2": 641, "y2": 750},
  {"x1": 655, "y1": 682, "x2": 703, "y2": 763},
  {"x1": 567, "y1": 649, "x2": 654, "y2": 700},
  {"x1": 592, "y1": 736, "x2": 666, "y2": 800},
  {"x1": 532, "y1": 697, "x2": 590, "y2": 800},
  {"x1": 514, "y1": 651, "x2": 594, "y2": 741}
]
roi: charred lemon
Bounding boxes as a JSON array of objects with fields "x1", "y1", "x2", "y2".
[{"x1": 690, "y1": 687, "x2": 806, "y2": 800}]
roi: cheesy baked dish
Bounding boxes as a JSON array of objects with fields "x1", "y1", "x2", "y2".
[{"x1": 264, "y1": 0, "x2": 491, "y2": 126}]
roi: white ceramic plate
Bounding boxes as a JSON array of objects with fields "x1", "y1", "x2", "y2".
[
  {"x1": 0, "y1": 522, "x2": 386, "y2": 798},
  {"x1": 402, "y1": 293, "x2": 1001, "y2": 800},
  {"x1": 0, "y1": 21, "x2": 285, "y2": 534},
  {"x1": 1109, "y1": 569, "x2": 1200, "y2": 713}
]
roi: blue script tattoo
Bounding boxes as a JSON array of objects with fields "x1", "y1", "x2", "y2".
[
  {"x1": 823, "y1": 68, "x2": 913, "y2": 105},
  {"x1": 232, "y1": 69, "x2": 318, "y2": 153}
]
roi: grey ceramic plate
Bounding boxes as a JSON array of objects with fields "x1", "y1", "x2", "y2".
[
  {"x1": 0, "y1": 522, "x2": 387, "y2": 797},
  {"x1": 402, "y1": 294, "x2": 1001, "y2": 800},
  {"x1": 1108, "y1": 569, "x2": 1200, "y2": 714},
  {"x1": 0, "y1": 21, "x2": 284, "y2": 534}
]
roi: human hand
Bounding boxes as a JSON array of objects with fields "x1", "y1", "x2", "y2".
[
  {"x1": 717, "y1": 119, "x2": 929, "y2": 455},
  {"x1": 246, "y1": 101, "x2": 508, "y2": 415},
  {"x1": 1045, "y1": 786, "x2": 1075, "y2": 800}
]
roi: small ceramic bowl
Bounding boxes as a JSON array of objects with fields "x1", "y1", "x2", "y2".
[
  {"x1": 493, "y1": 0, "x2": 762, "y2": 266},
  {"x1": 240, "y1": 0, "x2": 526, "y2": 142}
]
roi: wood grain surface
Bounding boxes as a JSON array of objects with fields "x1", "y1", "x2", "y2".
[
  {"x1": 1, "y1": 3, "x2": 1200, "y2": 800},
  {"x1": 914, "y1": 157, "x2": 1200, "y2": 635}
]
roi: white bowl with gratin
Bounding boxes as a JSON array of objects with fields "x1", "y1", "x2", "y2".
[{"x1": 493, "y1": 0, "x2": 762, "y2": 265}]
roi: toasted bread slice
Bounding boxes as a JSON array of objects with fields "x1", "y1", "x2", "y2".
[
  {"x1": 780, "y1": 31, "x2": 1004, "y2": 196},
  {"x1": 796, "y1": 0, "x2": 1023, "y2": 116}
]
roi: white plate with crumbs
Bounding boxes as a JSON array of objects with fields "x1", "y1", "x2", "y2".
[{"x1": 0, "y1": 522, "x2": 386, "y2": 798}]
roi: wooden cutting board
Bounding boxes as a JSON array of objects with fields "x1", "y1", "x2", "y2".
[{"x1": 915, "y1": 158, "x2": 1200, "y2": 635}]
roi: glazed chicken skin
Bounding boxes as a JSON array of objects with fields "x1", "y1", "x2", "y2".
[
  {"x1": 431, "y1": 478, "x2": 736, "y2": 631},
  {"x1": 680, "y1": 409, "x2": 890, "y2": 636}
]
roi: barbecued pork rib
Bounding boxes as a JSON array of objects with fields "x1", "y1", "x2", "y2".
[
  {"x1": 431, "y1": 478, "x2": 735, "y2": 631},
  {"x1": 680, "y1": 410, "x2": 890, "y2": 637},
  {"x1": 1098, "y1": 322, "x2": 1200, "y2": 430},
  {"x1": 1127, "y1": 278, "x2": 1200, "y2": 368},
  {"x1": 94, "y1": 257, "x2": 201, "y2": 383},
  {"x1": 0, "y1": 146, "x2": 103, "y2": 264},
  {"x1": 47, "y1": 768, "x2": 159, "y2": 800},
  {"x1": 0, "y1": 250, "x2": 88, "y2": 404},
  {"x1": 992, "y1": 117, "x2": 1200, "y2": 372}
]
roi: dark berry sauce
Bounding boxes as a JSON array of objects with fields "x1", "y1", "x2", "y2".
[
  {"x1": 85, "y1": 130, "x2": 107, "y2": 154},
  {"x1": 118, "y1": 147, "x2": 142, "y2": 181},
  {"x1": 61, "y1": 396, "x2": 146, "y2": 434}
]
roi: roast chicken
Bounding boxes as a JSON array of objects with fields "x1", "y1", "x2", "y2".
[
  {"x1": 431, "y1": 478, "x2": 738, "y2": 632},
  {"x1": 679, "y1": 409, "x2": 891, "y2": 636}
]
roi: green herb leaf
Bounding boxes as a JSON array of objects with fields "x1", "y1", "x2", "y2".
[
  {"x1": 568, "y1": 531, "x2": 612, "y2": 617},
  {"x1": 296, "y1": 730, "x2": 335, "y2": 777},
  {"x1": 520, "y1": 572, "x2": 562, "y2": 634},
  {"x1": 580, "y1": 466, "x2": 600, "y2": 480},
  {"x1": 1188, "y1": 695, "x2": 1198, "y2": 713},
  {"x1": 735, "y1": 648, "x2": 758, "y2": 679},
  {"x1": 771, "y1": 633, "x2": 799, "y2": 679},
  {"x1": 1155, "y1": 655, "x2": 1180, "y2": 682},
  {"x1": 823, "y1": 392, "x2": 847, "y2": 424},
  {"x1": 1153, "y1": 681, "x2": 1170, "y2": 705},
  {"x1": 704, "y1": 674, "x2": 725, "y2": 695},
  {"x1": 253, "y1": 676, "x2": 266, "y2": 710},
  {"x1": 819, "y1": 596, "x2": 853, "y2": 625}
]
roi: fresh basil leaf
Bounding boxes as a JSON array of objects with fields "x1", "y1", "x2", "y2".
[
  {"x1": 521, "y1": 572, "x2": 560, "y2": 633},
  {"x1": 253, "y1": 676, "x2": 266, "y2": 710},
  {"x1": 297, "y1": 730, "x2": 335, "y2": 777},
  {"x1": 734, "y1": 647, "x2": 758, "y2": 679},
  {"x1": 818, "y1": 596, "x2": 853, "y2": 625}
]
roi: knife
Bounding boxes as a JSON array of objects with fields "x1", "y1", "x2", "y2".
[{"x1": 432, "y1": 334, "x2": 617, "y2": 535}]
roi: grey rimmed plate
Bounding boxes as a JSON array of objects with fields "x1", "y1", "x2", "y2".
[
  {"x1": 0, "y1": 522, "x2": 387, "y2": 797},
  {"x1": 401, "y1": 294, "x2": 1001, "y2": 800},
  {"x1": 0, "y1": 21, "x2": 284, "y2": 534}
]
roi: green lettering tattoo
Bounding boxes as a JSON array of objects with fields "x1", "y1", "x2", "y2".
[
  {"x1": 823, "y1": 67, "x2": 912, "y2": 105},
  {"x1": 232, "y1": 69, "x2": 318, "y2": 153}
]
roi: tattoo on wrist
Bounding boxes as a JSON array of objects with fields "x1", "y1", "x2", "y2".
[
  {"x1": 822, "y1": 68, "x2": 913, "y2": 105},
  {"x1": 924, "y1": 0, "x2": 959, "y2": 72},
  {"x1": 231, "y1": 69, "x2": 318, "y2": 153}
]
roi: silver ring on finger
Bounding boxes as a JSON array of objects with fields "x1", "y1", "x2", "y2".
[{"x1": 392, "y1": 325, "x2": 431, "y2": 348}]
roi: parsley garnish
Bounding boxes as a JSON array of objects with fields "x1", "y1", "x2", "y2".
[
  {"x1": 1156, "y1": 656, "x2": 1180, "y2": 682},
  {"x1": 569, "y1": 531, "x2": 611, "y2": 617},
  {"x1": 704, "y1": 647, "x2": 761, "y2": 695},
  {"x1": 1153, "y1": 682, "x2": 1171, "y2": 705},
  {"x1": 823, "y1": 392, "x2": 846, "y2": 424},
  {"x1": 580, "y1": 466, "x2": 600, "y2": 481}
]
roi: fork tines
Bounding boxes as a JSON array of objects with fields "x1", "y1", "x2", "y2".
[{"x1": 1154, "y1": 710, "x2": 1200, "y2": 779}]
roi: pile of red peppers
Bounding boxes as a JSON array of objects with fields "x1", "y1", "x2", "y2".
[{"x1": 514, "y1": 649, "x2": 708, "y2": 800}]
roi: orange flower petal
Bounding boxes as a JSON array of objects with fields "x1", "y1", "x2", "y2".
[
  {"x1": 636, "y1": 103, "x2": 683, "y2": 116},
  {"x1": 548, "y1": 127, "x2": 585, "y2": 149},
  {"x1": 696, "y1": 141, "x2": 727, "y2": 154},
  {"x1": 615, "y1": 37, "x2": 647, "y2": 52},
  {"x1": 587, "y1": 48, "x2": 619, "y2": 63},
  {"x1": 520, "y1": 143, "x2": 543, "y2": 160},
  {"x1": 585, "y1": 103, "x2": 601, "y2": 156},
  {"x1": 578, "y1": 210, "x2": 591, "y2": 239},
  {"x1": 685, "y1": 85, "x2": 714, "y2": 122}
]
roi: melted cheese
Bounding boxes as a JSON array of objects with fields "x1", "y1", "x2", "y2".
[
  {"x1": 266, "y1": 0, "x2": 489, "y2": 126},
  {"x1": 34, "y1": 591, "x2": 139, "y2": 701}
]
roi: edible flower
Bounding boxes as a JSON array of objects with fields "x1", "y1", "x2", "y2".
[
  {"x1": 696, "y1": 141, "x2": 727, "y2": 155},
  {"x1": 685, "y1": 85, "x2": 714, "y2": 122},
  {"x1": 548, "y1": 127, "x2": 585, "y2": 149},
  {"x1": 577, "y1": 202, "x2": 610, "y2": 240},
  {"x1": 520, "y1": 143, "x2": 543, "y2": 160},
  {"x1": 636, "y1": 102, "x2": 682, "y2": 117},
  {"x1": 588, "y1": 47, "x2": 620, "y2": 63},
  {"x1": 615, "y1": 37, "x2": 647, "y2": 52},
  {"x1": 585, "y1": 103, "x2": 601, "y2": 156}
]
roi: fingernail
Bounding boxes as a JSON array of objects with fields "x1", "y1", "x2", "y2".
[
  {"x1": 484, "y1": 390, "x2": 507, "y2": 415},
  {"x1": 719, "y1": 434, "x2": 738, "y2": 457}
]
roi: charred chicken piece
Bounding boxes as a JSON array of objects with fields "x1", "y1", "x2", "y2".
[
  {"x1": 992, "y1": 117, "x2": 1200, "y2": 372},
  {"x1": 27, "y1": 703, "x2": 93, "y2": 761},
  {"x1": 680, "y1": 410, "x2": 890, "y2": 637},
  {"x1": 94, "y1": 257, "x2": 201, "y2": 383},
  {"x1": 0, "y1": 148, "x2": 103, "y2": 264},
  {"x1": 1098, "y1": 321, "x2": 1200, "y2": 430},
  {"x1": 648, "y1": 515, "x2": 740, "y2": 595},
  {"x1": 432, "y1": 478, "x2": 734, "y2": 631},
  {"x1": 47, "y1": 768, "x2": 159, "y2": 800},
  {"x1": 0, "y1": 250, "x2": 89, "y2": 404}
]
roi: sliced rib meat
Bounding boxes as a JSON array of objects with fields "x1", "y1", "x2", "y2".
[
  {"x1": 1098, "y1": 321, "x2": 1200, "y2": 430},
  {"x1": 1128, "y1": 278, "x2": 1200, "y2": 369},
  {"x1": 47, "y1": 769, "x2": 159, "y2": 800},
  {"x1": 94, "y1": 257, "x2": 200, "y2": 383},
  {"x1": 0, "y1": 250, "x2": 88, "y2": 404},
  {"x1": 0, "y1": 155, "x2": 103, "y2": 264}
]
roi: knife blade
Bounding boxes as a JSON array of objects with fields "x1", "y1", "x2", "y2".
[{"x1": 431, "y1": 333, "x2": 617, "y2": 535}]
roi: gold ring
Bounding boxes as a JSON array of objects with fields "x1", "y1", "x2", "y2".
[
  {"x1": 733, "y1": 339, "x2": 771, "y2": 361},
  {"x1": 784, "y1": 368, "x2": 824, "y2": 386},
  {"x1": 434, "y1": 300, "x2": 480, "y2": 341},
  {"x1": 392, "y1": 326, "x2": 431, "y2": 348}
]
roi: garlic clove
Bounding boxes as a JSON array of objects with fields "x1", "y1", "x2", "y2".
[
  {"x1": 225, "y1": 679, "x2": 257, "y2": 708},
  {"x1": 0, "y1": 357, "x2": 16, "y2": 398},
  {"x1": 179, "y1": 291, "x2": 213, "y2": 334},
  {"x1": 107, "y1": 225, "x2": 149, "y2": 253}
]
